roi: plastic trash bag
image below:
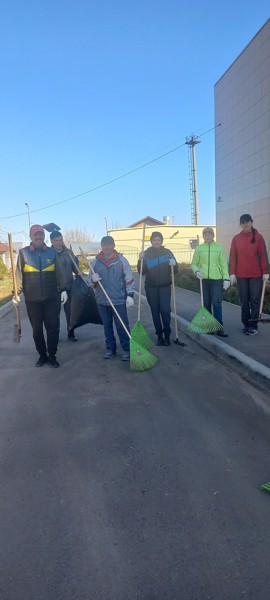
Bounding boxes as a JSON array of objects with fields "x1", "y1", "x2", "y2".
[{"x1": 69, "y1": 276, "x2": 103, "y2": 330}]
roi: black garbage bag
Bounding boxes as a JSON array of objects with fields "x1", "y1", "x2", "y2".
[{"x1": 69, "y1": 276, "x2": 103, "y2": 330}]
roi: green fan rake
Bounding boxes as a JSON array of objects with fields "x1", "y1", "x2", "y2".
[
  {"x1": 186, "y1": 278, "x2": 223, "y2": 334},
  {"x1": 260, "y1": 482, "x2": 270, "y2": 494},
  {"x1": 131, "y1": 223, "x2": 153, "y2": 350}
]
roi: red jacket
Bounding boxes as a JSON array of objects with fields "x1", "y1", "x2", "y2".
[{"x1": 229, "y1": 229, "x2": 269, "y2": 278}]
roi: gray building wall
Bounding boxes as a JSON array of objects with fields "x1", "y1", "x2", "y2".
[{"x1": 215, "y1": 19, "x2": 270, "y2": 258}]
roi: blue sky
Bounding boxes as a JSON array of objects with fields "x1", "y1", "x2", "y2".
[{"x1": 0, "y1": 1, "x2": 269, "y2": 242}]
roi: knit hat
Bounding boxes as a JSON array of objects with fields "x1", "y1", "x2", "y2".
[
  {"x1": 150, "y1": 231, "x2": 163, "y2": 242},
  {"x1": 202, "y1": 227, "x2": 214, "y2": 235}
]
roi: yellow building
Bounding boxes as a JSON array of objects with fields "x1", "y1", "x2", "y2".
[{"x1": 108, "y1": 216, "x2": 216, "y2": 265}]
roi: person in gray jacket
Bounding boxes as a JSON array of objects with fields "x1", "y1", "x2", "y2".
[
  {"x1": 50, "y1": 231, "x2": 79, "y2": 341},
  {"x1": 90, "y1": 236, "x2": 135, "y2": 361}
]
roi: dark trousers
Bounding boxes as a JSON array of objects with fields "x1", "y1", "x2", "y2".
[
  {"x1": 145, "y1": 285, "x2": 171, "y2": 337},
  {"x1": 237, "y1": 277, "x2": 262, "y2": 329},
  {"x1": 97, "y1": 304, "x2": 130, "y2": 352},
  {"x1": 202, "y1": 279, "x2": 223, "y2": 325},
  {"x1": 26, "y1": 300, "x2": 60, "y2": 357},
  {"x1": 57, "y1": 290, "x2": 74, "y2": 334}
]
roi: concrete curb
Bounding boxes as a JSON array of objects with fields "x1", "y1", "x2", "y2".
[
  {"x1": 136, "y1": 292, "x2": 270, "y2": 392},
  {"x1": 0, "y1": 300, "x2": 13, "y2": 319}
]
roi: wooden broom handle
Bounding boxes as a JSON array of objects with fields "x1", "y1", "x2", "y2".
[
  {"x1": 171, "y1": 264, "x2": 178, "y2": 338},
  {"x1": 259, "y1": 279, "x2": 267, "y2": 315},
  {"x1": 199, "y1": 277, "x2": 204, "y2": 307},
  {"x1": 79, "y1": 246, "x2": 131, "y2": 340},
  {"x1": 138, "y1": 223, "x2": 146, "y2": 321},
  {"x1": 8, "y1": 233, "x2": 19, "y2": 301}
]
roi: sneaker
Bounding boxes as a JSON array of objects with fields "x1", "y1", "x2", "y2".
[
  {"x1": 68, "y1": 331, "x2": 77, "y2": 342},
  {"x1": 246, "y1": 328, "x2": 258, "y2": 336},
  {"x1": 217, "y1": 330, "x2": 228, "y2": 338},
  {"x1": 163, "y1": 337, "x2": 170, "y2": 346},
  {"x1": 47, "y1": 356, "x2": 60, "y2": 368},
  {"x1": 104, "y1": 350, "x2": 116, "y2": 359},
  {"x1": 36, "y1": 355, "x2": 48, "y2": 367},
  {"x1": 242, "y1": 327, "x2": 249, "y2": 334},
  {"x1": 121, "y1": 351, "x2": 130, "y2": 361},
  {"x1": 156, "y1": 336, "x2": 164, "y2": 346}
]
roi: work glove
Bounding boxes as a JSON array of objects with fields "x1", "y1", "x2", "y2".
[
  {"x1": 262, "y1": 274, "x2": 269, "y2": 282},
  {"x1": 12, "y1": 296, "x2": 20, "y2": 306},
  {"x1": 126, "y1": 296, "x2": 134, "y2": 309},
  {"x1": 195, "y1": 271, "x2": 204, "y2": 279},
  {"x1": 91, "y1": 272, "x2": 101, "y2": 283},
  {"x1": 169, "y1": 258, "x2": 176, "y2": 266},
  {"x1": 139, "y1": 251, "x2": 145, "y2": 259},
  {"x1": 223, "y1": 280, "x2": 230, "y2": 291},
  {"x1": 230, "y1": 274, "x2": 237, "y2": 286},
  {"x1": 61, "y1": 291, "x2": 68, "y2": 304}
]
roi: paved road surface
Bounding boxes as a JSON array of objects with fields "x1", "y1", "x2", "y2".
[{"x1": 0, "y1": 302, "x2": 270, "y2": 599}]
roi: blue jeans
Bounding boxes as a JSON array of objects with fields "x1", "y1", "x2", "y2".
[
  {"x1": 237, "y1": 277, "x2": 262, "y2": 329},
  {"x1": 98, "y1": 304, "x2": 130, "y2": 352},
  {"x1": 202, "y1": 279, "x2": 223, "y2": 325},
  {"x1": 145, "y1": 286, "x2": 171, "y2": 337}
]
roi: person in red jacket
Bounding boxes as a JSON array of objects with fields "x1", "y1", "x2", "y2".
[{"x1": 229, "y1": 214, "x2": 269, "y2": 335}]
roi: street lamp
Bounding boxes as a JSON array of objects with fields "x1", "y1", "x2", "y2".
[{"x1": 25, "y1": 203, "x2": 31, "y2": 231}]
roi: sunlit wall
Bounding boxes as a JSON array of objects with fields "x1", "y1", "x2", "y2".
[{"x1": 215, "y1": 19, "x2": 270, "y2": 258}]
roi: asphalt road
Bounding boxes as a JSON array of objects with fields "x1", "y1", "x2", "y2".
[{"x1": 1, "y1": 302, "x2": 270, "y2": 599}]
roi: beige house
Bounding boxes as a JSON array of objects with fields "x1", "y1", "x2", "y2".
[{"x1": 108, "y1": 216, "x2": 216, "y2": 265}]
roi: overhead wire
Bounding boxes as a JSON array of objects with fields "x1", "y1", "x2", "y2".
[{"x1": 1, "y1": 123, "x2": 221, "y2": 221}]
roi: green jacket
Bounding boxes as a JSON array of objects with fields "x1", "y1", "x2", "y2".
[{"x1": 191, "y1": 241, "x2": 229, "y2": 280}]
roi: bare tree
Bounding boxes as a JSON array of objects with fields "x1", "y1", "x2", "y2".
[{"x1": 62, "y1": 227, "x2": 95, "y2": 247}]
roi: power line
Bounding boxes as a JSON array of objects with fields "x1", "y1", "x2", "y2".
[{"x1": 1, "y1": 123, "x2": 221, "y2": 221}]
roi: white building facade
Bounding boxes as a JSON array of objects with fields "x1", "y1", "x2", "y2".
[{"x1": 215, "y1": 19, "x2": 270, "y2": 257}]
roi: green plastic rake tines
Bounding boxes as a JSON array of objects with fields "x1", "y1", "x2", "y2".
[
  {"x1": 186, "y1": 307, "x2": 223, "y2": 334},
  {"x1": 260, "y1": 482, "x2": 270, "y2": 493}
]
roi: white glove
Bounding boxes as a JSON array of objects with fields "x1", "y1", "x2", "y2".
[
  {"x1": 195, "y1": 271, "x2": 204, "y2": 279},
  {"x1": 126, "y1": 296, "x2": 134, "y2": 308},
  {"x1": 91, "y1": 272, "x2": 101, "y2": 283},
  {"x1": 262, "y1": 274, "x2": 269, "y2": 282},
  {"x1": 230, "y1": 274, "x2": 237, "y2": 286},
  {"x1": 169, "y1": 258, "x2": 176, "y2": 266},
  {"x1": 12, "y1": 296, "x2": 20, "y2": 306},
  {"x1": 223, "y1": 280, "x2": 230, "y2": 291},
  {"x1": 61, "y1": 291, "x2": 68, "y2": 304},
  {"x1": 139, "y1": 251, "x2": 145, "y2": 259}
]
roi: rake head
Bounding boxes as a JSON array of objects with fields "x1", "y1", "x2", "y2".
[
  {"x1": 130, "y1": 321, "x2": 153, "y2": 350},
  {"x1": 174, "y1": 338, "x2": 187, "y2": 347},
  {"x1": 13, "y1": 323, "x2": 21, "y2": 343},
  {"x1": 260, "y1": 482, "x2": 270, "y2": 493},
  {"x1": 186, "y1": 307, "x2": 223, "y2": 334}
]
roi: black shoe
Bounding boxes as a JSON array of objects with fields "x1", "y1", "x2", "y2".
[
  {"x1": 242, "y1": 327, "x2": 249, "y2": 334},
  {"x1": 163, "y1": 337, "x2": 171, "y2": 346},
  {"x1": 36, "y1": 355, "x2": 48, "y2": 367},
  {"x1": 47, "y1": 356, "x2": 60, "y2": 368},
  {"x1": 156, "y1": 336, "x2": 164, "y2": 346},
  {"x1": 217, "y1": 330, "x2": 228, "y2": 338},
  {"x1": 68, "y1": 331, "x2": 77, "y2": 342}
]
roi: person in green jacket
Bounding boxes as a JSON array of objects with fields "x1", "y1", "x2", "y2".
[{"x1": 191, "y1": 227, "x2": 230, "y2": 337}]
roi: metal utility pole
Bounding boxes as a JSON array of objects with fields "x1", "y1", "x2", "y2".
[
  {"x1": 185, "y1": 135, "x2": 201, "y2": 225},
  {"x1": 24, "y1": 202, "x2": 31, "y2": 231}
]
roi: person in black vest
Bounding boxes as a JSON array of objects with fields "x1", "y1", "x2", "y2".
[
  {"x1": 50, "y1": 230, "x2": 79, "y2": 341},
  {"x1": 13, "y1": 224, "x2": 67, "y2": 367},
  {"x1": 137, "y1": 231, "x2": 178, "y2": 346}
]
